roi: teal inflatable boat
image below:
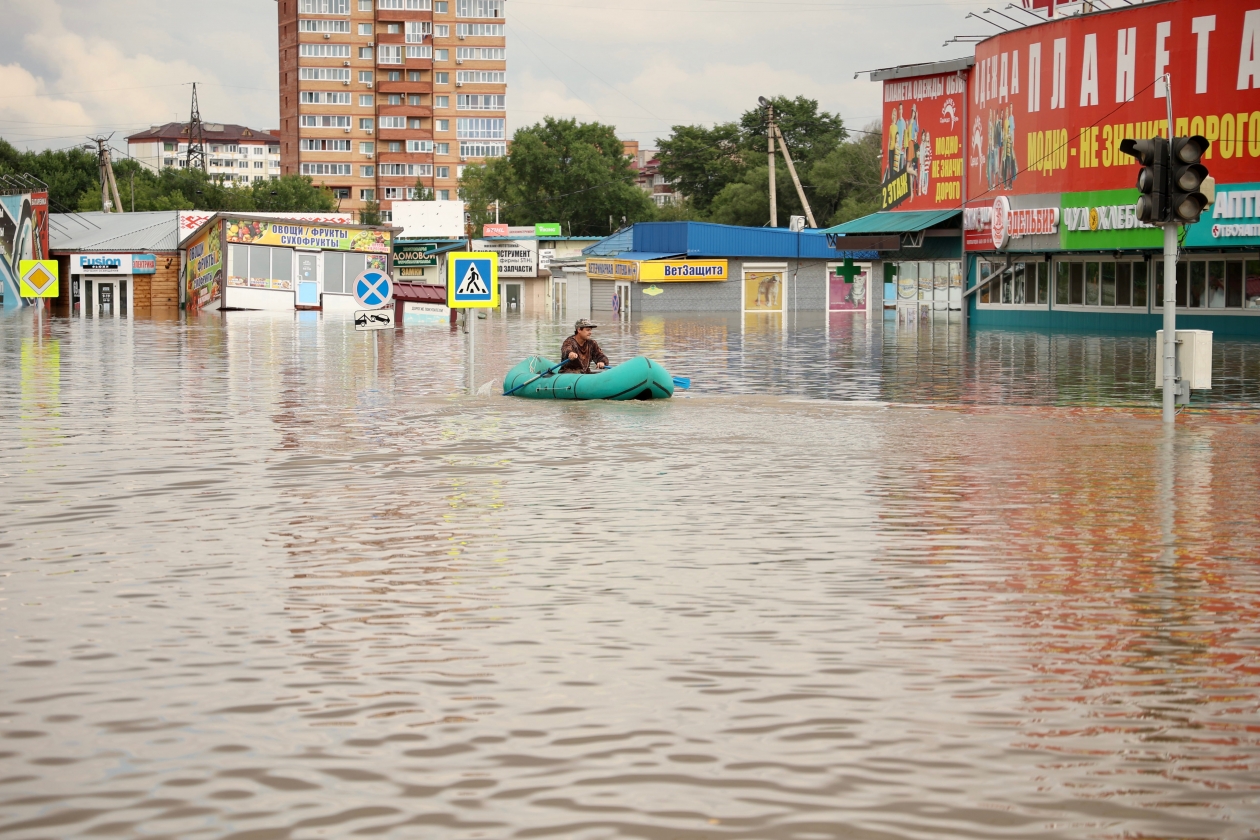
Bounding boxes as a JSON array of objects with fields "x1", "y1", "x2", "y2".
[{"x1": 503, "y1": 355, "x2": 674, "y2": 400}]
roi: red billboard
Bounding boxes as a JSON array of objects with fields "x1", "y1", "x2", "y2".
[
  {"x1": 966, "y1": 0, "x2": 1260, "y2": 204},
  {"x1": 880, "y1": 73, "x2": 968, "y2": 211}
]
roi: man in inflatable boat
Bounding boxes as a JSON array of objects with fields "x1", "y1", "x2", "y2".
[{"x1": 560, "y1": 318, "x2": 610, "y2": 374}]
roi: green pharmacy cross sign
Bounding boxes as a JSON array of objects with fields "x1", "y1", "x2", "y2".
[{"x1": 833, "y1": 258, "x2": 863, "y2": 284}]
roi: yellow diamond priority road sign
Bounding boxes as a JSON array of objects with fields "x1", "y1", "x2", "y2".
[{"x1": 19, "y1": 260, "x2": 58, "y2": 298}]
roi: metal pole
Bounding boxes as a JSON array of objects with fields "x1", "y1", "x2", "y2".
[
  {"x1": 468, "y1": 306, "x2": 476, "y2": 395},
  {"x1": 774, "y1": 125, "x2": 817, "y2": 228},
  {"x1": 1161, "y1": 72, "x2": 1176, "y2": 425},
  {"x1": 1162, "y1": 222, "x2": 1177, "y2": 424},
  {"x1": 768, "y1": 105, "x2": 777, "y2": 228}
]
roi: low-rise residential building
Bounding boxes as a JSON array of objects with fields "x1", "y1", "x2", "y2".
[
  {"x1": 126, "y1": 123, "x2": 282, "y2": 185},
  {"x1": 623, "y1": 140, "x2": 677, "y2": 206}
]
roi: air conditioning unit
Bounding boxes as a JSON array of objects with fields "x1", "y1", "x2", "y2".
[
  {"x1": 366, "y1": 41, "x2": 373, "y2": 47},
  {"x1": 342, "y1": 80, "x2": 350, "y2": 85},
  {"x1": 365, "y1": 81, "x2": 372, "y2": 88},
  {"x1": 455, "y1": 81, "x2": 463, "y2": 87},
  {"x1": 455, "y1": 58, "x2": 463, "y2": 64},
  {"x1": 366, "y1": 128, "x2": 373, "y2": 134},
  {"x1": 343, "y1": 60, "x2": 351, "y2": 66},
  {"x1": 324, "y1": 33, "x2": 331, "y2": 39},
  {"x1": 458, "y1": 34, "x2": 466, "y2": 39},
  {"x1": 344, "y1": 127, "x2": 351, "y2": 133}
]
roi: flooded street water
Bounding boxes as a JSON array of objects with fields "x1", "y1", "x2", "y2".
[{"x1": 3, "y1": 309, "x2": 1260, "y2": 840}]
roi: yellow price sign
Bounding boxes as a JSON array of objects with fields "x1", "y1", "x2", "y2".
[{"x1": 19, "y1": 260, "x2": 58, "y2": 298}]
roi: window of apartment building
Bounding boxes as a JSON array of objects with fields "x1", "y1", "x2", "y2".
[
  {"x1": 406, "y1": 21, "x2": 432, "y2": 42},
  {"x1": 387, "y1": 141, "x2": 402, "y2": 152},
  {"x1": 331, "y1": 188, "x2": 350, "y2": 199},
  {"x1": 300, "y1": 115, "x2": 352, "y2": 128},
  {"x1": 300, "y1": 18, "x2": 351, "y2": 32},
  {"x1": 360, "y1": 189, "x2": 376, "y2": 200},
  {"x1": 406, "y1": 46, "x2": 432, "y2": 59},
  {"x1": 435, "y1": 49, "x2": 449, "y2": 61},
  {"x1": 435, "y1": 24, "x2": 449, "y2": 37},
  {"x1": 163, "y1": 157, "x2": 175, "y2": 166},
  {"x1": 409, "y1": 118, "x2": 424, "y2": 129},
  {"x1": 457, "y1": 23, "x2": 503, "y2": 36},
  {"x1": 383, "y1": 187, "x2": 404, "y2": 200},
  {"x1": 358, "y1": 0, "x2": 371, "y2": 8},
  {"x1": 408, "y1": 94, "x2": 423, "y2": 106},
  {"x1": 436, "y1": 166, "x2": 450, "y2": 179},
  {"x1": 387, "y1": 71, "x2": 401, "y2": 80},
  {"x1": 457, "y1": 117, "x2": 504, "y2": 139},
  {"x1": 358, "y1": 71, "x2": 373, "y2": 83},
  {"x1": 254, "y1": 161, "x2": 264, "y2": 168},
  {"x1": 379, "y1": 163, "x2": 419, "y2": 175},
  {"x1": 299, "y1": 44, "x2": 351, "y2": 58},
  {"x1": 435, "y1": 95, "x2": 449, "y2": 108},
  {"x1": 380, "y1": 0, "x2": 431, "y2": 7},
  {"x1": 457, "y1": 47, "x2": 504, "y2": 60},
  {"x1": 456, "y1": 0, "x2": 502, "y2": 17},
  {"x1": 358, "y1": 47, "x2": 374, "y2": 60},
  {"x1": 408, "y1": 70, "x2": 424, "y2": 82},
  {"x1": 358, "y1": 23, "x2": 372, "y2": 34},
  {"x1": 300, "y1": 0, "x2": 350, "y2": 13},
  {"x1": 407, "y1": 140, "x2": 433, "y2": 153},
  {"x1": 436, "y1": 189, "x2": 450, "y2": 200},
  {"x1": 360, "y1": 142, "x2": 375, "y2": 154},
  {"x1": 359, "y1": 118, "x2": 374, "y2": 130},
  {"x1": 385, "y1": 23, "x2": 401, "y2": 34},
  {"x1": 211, "y1": 145, "x2": 222, "y2": 153},
  {"x1": 435, "y1": 71, "x2": 449, "y2": 84},
  {"x1": 458, "y1": 141, "x2": 506, "y2": 157},
  {"x1": 977, "y1": 260, "x2": 1051, "y2": 306},
  {"x1": 359, "y1": 94, "x2": 373, "y2": 106},
  {"x1": 302, "y1": 91, "x2": 352, "y2": 104},
  {"x1": 457, "y1": 70, "x2": 505, "y2": 84},
  {"x1": 1151, "y1": 257, "x2": 1260, "y2": 309},
  {"x1": 301, "y1": 163, "x2": 352, "y2": 175},
  {"x1": 379, "y1": 116, "x2": 406, "y2": 129},
  {"x1": 457, "y1": 164, "x2": 466, "y2": 177},
  {"x1": 436, "y1": 119, "x2": 450, "y2": 132},
  {"x1": 301, "y1": 67, "x2": 351, "y2": 81},
  {"x1": 361, "y1": 165, "x2": 375, "y2": 177},
  {"x1": 435, "y1": 142, "x2": 450, "y2": 154},
  {"x1": 301, "y1": 138, "x2": 352, "y2": 151},
  {"x1": 163, "y1": 142, "x2": 176, "y2": 151},
  {"x1": 457, "y1": 94, "x2": 504, "y2": 110},
  {"x1": 378, "y1": 45, "x2": 402, "y2": 64},
  {"x1": 386, "y1": 94, "x2": 402, "y2": 105},
  {"x1": 1046, "y1": 259, "x2": 1150, "y2": 308}
]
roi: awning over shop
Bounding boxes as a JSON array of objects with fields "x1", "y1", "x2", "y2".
[
  {"x1": 393, "y1": 282, "x2": 446, "y2": 304},
  {"x1": 820, "y1": 209, "x2": 960, "y2": 235}
]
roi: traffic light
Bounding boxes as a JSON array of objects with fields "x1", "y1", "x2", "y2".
[
  {"x1": 1169, "y1": 135, "x2": 1211, "y2": 224},
  {"x1": 1119, "y1": 137, "x2": 1169, "y2": 224}
]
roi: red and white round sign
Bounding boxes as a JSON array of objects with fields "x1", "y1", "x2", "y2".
[{"x1": 991, "y1": 196, "x2": 1011, "y2": 250}]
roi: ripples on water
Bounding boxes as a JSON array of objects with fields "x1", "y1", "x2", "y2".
[{"x1": 2, "y1": 309, "x2": 1259, "y2": 840}]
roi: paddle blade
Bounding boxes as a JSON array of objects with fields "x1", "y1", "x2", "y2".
[{"x1": 672, "y1": 377, "x2": 691, "y2": 390}]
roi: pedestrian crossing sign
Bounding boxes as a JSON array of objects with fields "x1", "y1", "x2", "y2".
[{"x1": 447, "y1": 252, "x2": 498, "y2": 308}]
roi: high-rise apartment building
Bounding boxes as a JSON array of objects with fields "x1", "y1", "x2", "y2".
[{"x1": 278, "y1": 0, "x2": 507, "y2": 221}]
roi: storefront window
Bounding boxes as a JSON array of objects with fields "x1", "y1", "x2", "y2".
[{"x1": 978, "y1": 261, "x2": 1047, "y2": 306}]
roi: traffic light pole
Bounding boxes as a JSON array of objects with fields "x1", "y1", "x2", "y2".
[{"x1": 1161, "y1": 223, "x2": 1177, "y2": 424}]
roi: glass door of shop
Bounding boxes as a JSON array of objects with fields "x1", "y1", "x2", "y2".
[
  {"x1": 614, "y1": 281, "x2": 631, "y2": 320},
  {"x1": 296, "y1": 251, "x2": 321, "y2": 307},
  {"x1": 501, "y1": 282, "x2": 522, "y2": 314},
  {"x1": 553, "y1": 279, "x2": 567, "y2": 319}
]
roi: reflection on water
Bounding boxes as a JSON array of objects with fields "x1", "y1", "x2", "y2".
[{"x1": 1, "y1": 309, "x2": 1259, "y2": 840}]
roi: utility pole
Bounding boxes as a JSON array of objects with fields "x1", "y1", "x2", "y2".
[
  {"x1": 773, "y1": 123, "x2": 816, "y2": 228},
  {"x1": 186, "y1": 82, "x2": 207, "y2": 174},
  {"x1": 129, "y1": 170, "x2": 135, "y2": 213},
  {"x1": 89, "y1": 135, "x2": 124, "y2": 213},
  {"x1": 761, "y1": 98, "x2": 777, "y2": 227}
]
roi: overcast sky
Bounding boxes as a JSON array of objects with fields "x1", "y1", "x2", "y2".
[{"x1": 0, "y1": 0, "x2": 1018, "y2": 157}]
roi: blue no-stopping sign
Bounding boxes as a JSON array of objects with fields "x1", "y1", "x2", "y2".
[{"x1": 354, "y1": 270, "x2": 393, "y2": 309}]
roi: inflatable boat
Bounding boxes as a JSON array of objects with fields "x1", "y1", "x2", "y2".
[{"x1": 502, "y1": 355, "x2": 675, "y2": 400}]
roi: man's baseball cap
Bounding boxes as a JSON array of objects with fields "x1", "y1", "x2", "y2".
[{"x1": 574, "y1": 318, "x2": 599, "y2": 330}]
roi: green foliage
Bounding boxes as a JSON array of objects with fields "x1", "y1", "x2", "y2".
[
  {"x1": 0, "y1": 137, "x2": 337, "y2": 215},
  {"x1": 655, "y1": 99, "x2": 881, "y2": 228},
  {"x1": 460, "y1": 117, "x2": 654, "y2": 236},
  {"x1": 357, "y1": 199, "x2": 383, "y2": 226}
]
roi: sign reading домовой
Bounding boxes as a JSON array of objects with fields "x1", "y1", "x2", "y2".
[
  {"x1": 1061, "y1": 189, "x2": 1161, "y2": 250},
  {"x1": 393, "y1": 243, "x2": 438, "y2": 267},
  {"x1": 1185, "y1": 182, "x2": 1260, "y2": 248}
]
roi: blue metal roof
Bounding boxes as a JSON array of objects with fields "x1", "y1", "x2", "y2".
[
  {"x1": 631, "y1": 222, "x2": 876, "y2": 260},
  {"x1": 616, "y1": 251, "x2": 684, "y2": 261},
  {"x1": 582, "y1": 228, "x2": 634, "y2": 256}
]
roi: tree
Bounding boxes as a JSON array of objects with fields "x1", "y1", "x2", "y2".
[
  {"x1": 357, "y1": 199, "x2": 383, "y2": 226},
  {"x1": 655, "y1": 122, "x2": 744, "y2": 214},
  {"x1": 0, "y1": 138, "x2": 99, "y2": 212},
  {"x1": 809, "y1": 124, "x2": 883, "y2": 227},
  {"x1": 737, "y1": 95, "x2": 847, "y2": 164},
  {"x1": 460, "y1": 117, "x2": 654, "y2": 236}
]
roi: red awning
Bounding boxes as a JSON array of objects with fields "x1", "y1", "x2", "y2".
[{"x1": 393, "y1": 282, "x2": 446, "y2": 304}]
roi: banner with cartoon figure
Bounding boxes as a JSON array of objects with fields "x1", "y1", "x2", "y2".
[
  {"x1": 225, "y1": 219, "x2": 390, "y2": 253},
  {"x1": 881, "y1": 73, "x2": 967, "y2": 211}
]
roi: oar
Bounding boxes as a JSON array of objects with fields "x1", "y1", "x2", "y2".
[
  {"x1": 601, "y1": 365, "x2": 690, "y2": 390},
  {"x1": 503, "y1": 358, "x2": 571, "y2": 396}
]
